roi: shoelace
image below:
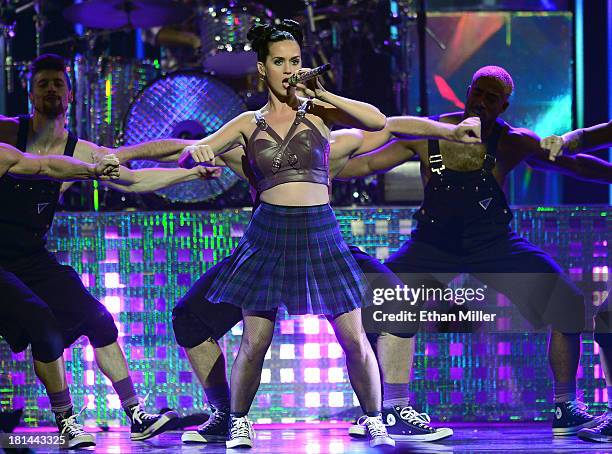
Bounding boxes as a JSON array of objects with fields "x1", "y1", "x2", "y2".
[
  {"x1": 592, "y1": 412, "x2": 612, "y2": 431},
  {"x1": 199, "y1": 409, "x2": 228, "y2": 431},
  {"x1": 131, "y1": 392, "x2": 158, "y2": 425},
  {"x1": 567, "y1": 400, "x2": 591, "y2": 418},
  {"x1": 60, "y1": 405, "x2": 88, "y2": 436},
  {"x1": 364, "y1": 415, "x2": 388, "y2": 439},
  {"x1": 230, "y1": 417, "x2": 252, "y2": 439},
  {"x1": 398, "y1": 406, "x2": 434, "y2": 429}
]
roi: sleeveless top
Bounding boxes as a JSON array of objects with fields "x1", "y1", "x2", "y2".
[
  {"x1": 0, "y1": 115, "x2": 78, "y2": 261},
  {"x1": 246, "y1": 100, "x2": 330, "y2": 192}
]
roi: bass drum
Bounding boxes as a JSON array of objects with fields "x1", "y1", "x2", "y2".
[{"x1": 122, "y1": 71, "x2": 245, "y2": 203}]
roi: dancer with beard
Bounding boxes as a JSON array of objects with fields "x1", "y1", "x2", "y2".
[{"x1": 0, "y1": 54, "x2": 217, "y2": 448}]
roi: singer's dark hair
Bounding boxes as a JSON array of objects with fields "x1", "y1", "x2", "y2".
[
  {"x1": 247, "y1": 19, "x2": 303, "y2": 62},
  {"x1": 29, "y1": 54, "x2": 72, "y2": 91}
]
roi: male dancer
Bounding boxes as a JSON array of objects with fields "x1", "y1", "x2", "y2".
[
  {"x1": 541, "y1": 123, "x2": 612, "y2": 442},
  {"x1": 0, "y1": 145, "x2": 119, "y2": 449},
  {"x1": 336, "y1": 66, "x2": 611, "y2": 438},
  {"x1": 114, "y1": 114, "x2": 481, "y2": 443},
  {"x1": 0, "y1": 54, "x2": 216, "y2": 448}
]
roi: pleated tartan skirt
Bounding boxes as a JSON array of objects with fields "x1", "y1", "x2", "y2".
[{"x1": 205, "y1": 202, "x2": 368, "y2": 315}]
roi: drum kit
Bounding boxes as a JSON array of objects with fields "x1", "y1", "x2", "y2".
[{"x1": 1, "y1": 0, "x2": 383, "y2": 203}]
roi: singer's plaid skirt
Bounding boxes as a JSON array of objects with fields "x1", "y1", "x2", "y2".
[{"x1": 206, "y1": 202, "x2": 368, "y2": 315}]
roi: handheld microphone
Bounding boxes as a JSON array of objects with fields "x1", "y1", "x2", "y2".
[{"x1": 288, "y1": 63, "x2": 331, "y2": 86}]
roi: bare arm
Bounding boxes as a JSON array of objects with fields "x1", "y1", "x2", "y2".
[
  {"x1": 309, "y1": 91, "x2": 386, "y2": 131},
  {"x1": 179, "y1": 112, "x2": 252, "y2": 167},
  {"x1": 103, "y1": 166, "x2": 219, "y2": 193},
  {"x1": 512, "y1": 128, "x2": 611, "y2": 183},
  {"x1": 335, "y1": 140, "x2": 418, "y2": 180},
  {"x1": 540, "y1": 121, "x2": 612, "y2": 159},
  {"x1": 111, "y1": 139, "x2": 197, "y2": 164},
  {"x1": 386, "y1": 116, "x2": 481, "y2": 143},
  {"x1": 2, "y1": 143, "x2": 117, "y2": 181},
  {"x1": 332, "y1": 115, "x2": 481, "y2": 164},
  {"x1": 527, "y1": 154, "x2": 612, "y2": 184}
]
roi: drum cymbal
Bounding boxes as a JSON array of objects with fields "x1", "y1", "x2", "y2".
[{"x1": 63, "y1": 0, "x2": 191, "y2": 29}]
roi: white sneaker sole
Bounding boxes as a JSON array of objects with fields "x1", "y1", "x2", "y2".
[
  {"x1": 348, "y1": 425, "x2": 367, "y2": 438},
  {"x1": 391, "y1": 427, "x2": 454, "y2": 441},
  {"x1": 131, "y1": 411, "x2": 179, "y2": 441},
  {"x1": 350, "y1": 425, "x2": 454, "y2": 442},
  {"x1": 181, "y1": 430, "x2": 227, "y2": 443},
  {"x1": 226, "y1": 436, "x2": 253, "y2": 448},
  {"x1": 67, "y1": 433, "x2": 96, "y2": 449},
  {"x1": 370, "y1": 436, "x2": 396, "y2": 448}
]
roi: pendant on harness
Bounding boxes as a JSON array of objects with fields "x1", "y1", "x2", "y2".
[
  {"x1": 37, "y1": 203, "x2": 50, "y2": 214},
  {"x1": 478, "y1": 197, "x2": 493, "y2": 210}
]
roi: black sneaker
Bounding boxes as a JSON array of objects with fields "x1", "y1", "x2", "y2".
[
  {"x1": 578, "y1": 412, "x2": 612, "y2": 442},
  {"x1": 552, "y1": 400, "x2": 598, "y2": 436},
  {"x1": 363, "y1": 414, "x2": 395, "y2": 448},
  {"x1": 182, "y1": 407, "x2": 229, "y2": 443},
  {"x1": 349, "y1": 405, "x2": 453, "y2": 442},
  {"x1": 226, "y1": 415, "x2": 255, "y2": 449},
  {"x1": 128, "y1": 403, "x2": 179, "y2": 441},
  {"x1": 55, "y1": 408, "x2": 96, "y2": 449}
]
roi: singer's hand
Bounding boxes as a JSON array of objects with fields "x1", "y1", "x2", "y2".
[
  {"x1": 178, "y1": 144, "x2": 215, "y2": 168},
  {"x1": 452, "y1": 117, "x2": 481, "y2": 144},
  {"x1": 293, "y1": 68, "x2": 326, "y2": 99}
]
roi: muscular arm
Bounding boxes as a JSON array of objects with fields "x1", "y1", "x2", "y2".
[
  {"x1": 111, "y1": 139, "x2": 197, "y2": 164},
  {"x1": 2, "y1": 143, "x2": 100, "y2": 181},
  {"x1": 510, "y1": 128, "x2": 612, "y2": 183},
  {"x1": 63, "y1": 139, "x2": 212, "y2": 193},
  {"x1": 103, "y1": 166, "x2": 209, "y2": 193},
  {"x1": 527, "y1": 154, "x2": 612, "y2": 184},
  {"x1": 333, "y1": 115, "x2": 480, "y2": 162},
  {"x1": 580, "y1": 121, "x2": 612, "y2": 152},
  {"x1": 335, "y1": 139, "x2": 418, "y2": 180},
  {"x1": 540, "y1": 121, "x2": 612, "y2": 159}
]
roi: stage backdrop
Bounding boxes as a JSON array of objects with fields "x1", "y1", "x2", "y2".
[{"x1": 0, "y1": 206, "x2": 609, "y2": 427}]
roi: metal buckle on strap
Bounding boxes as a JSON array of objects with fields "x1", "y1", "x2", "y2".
[
  {"x1": 429, "y1": 154, "x2": 445, "y2": 174},
  {"x1": 431, "y1": 165, "x2": 446, "y2": 175}
]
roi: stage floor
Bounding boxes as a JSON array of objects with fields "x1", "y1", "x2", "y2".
[{"x1": 12, "y1": 422, "x2": 612, "y2": 453}]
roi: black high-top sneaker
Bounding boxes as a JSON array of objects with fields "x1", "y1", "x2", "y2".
[
  {"x1": 552, "y1": 399, "x2": 598, "y2": 436},
  {"x1": 181, "y1": 407, "x2": 229, "y2": 443},
  {"x1": 55, "y1": 408, "x2": 95, "y2": 449},
  {"x1": 577, "y1": 411, "x2": 612, "y2": 442},
  {"x1": 226, "y1": 414, "x2": 255, "y2": 449},
  {"x1": 127, "y1": 402, "x2": 178, "y2": 441},
  {"x1": 349, "y1": 405, "x2": 453, "y2": 442}
]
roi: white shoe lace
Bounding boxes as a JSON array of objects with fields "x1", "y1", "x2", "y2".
[
  {"x1": 398, "y1": 406, "x2": 434, "y2": 429},
  {"x1": 364, "y1": 415, "x2": 389, "y2": 439},
  {"x1": 131, "y1": 392, "x2": 158, "y2": 425},
  {"x1": 230, "y1": 416, "x2": 252, "y2": 439},
  {"x1": 60, "y1": 405, "x2": 88, "y2": 437},
  {"x1": 567, "y1": 400, "x2": 590, "y2": 417}
]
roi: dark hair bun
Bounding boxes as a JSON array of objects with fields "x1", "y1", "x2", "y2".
[
  {"x1": 276, "y1": 19, "x2": 303, "y2": 45},
  {"x1": 248, "y1": 19, "x2": 304, "y2": 61},
  {"x1": 247, "y1": 23, "x2": 274, "y2": 46}
]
